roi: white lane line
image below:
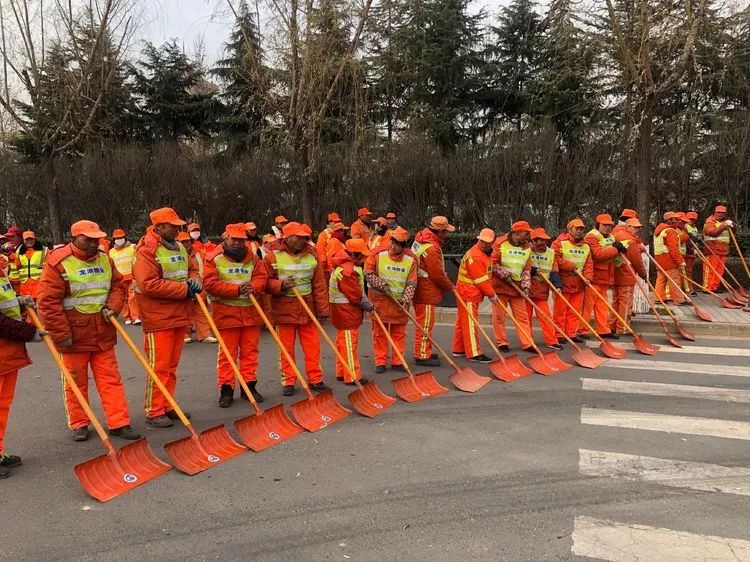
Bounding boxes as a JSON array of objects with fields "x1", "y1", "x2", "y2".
[
  {"x1": 582, "y1": 378, "x2": 750, "y2": 402},
  {"x1": 586, "y1": 340, "x2": 750, "y2": 357},
  {"x1": 581, "y1": 408, "x2": 750, "y2": 441},
  {"x1": 601, "y1": 358, "x2": 750, "y2": 378},
  {"x1": 579, "y1": 449, "x2": 750, "y2": 496},
  {"x1": 572, "y1": 516, "x2": 750, "y2": 561}
]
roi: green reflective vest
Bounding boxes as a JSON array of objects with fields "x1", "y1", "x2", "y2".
[
  {"x1": 411, "y1": 241, "x2": 433, "y2": 279},
  {"x1": 213, "y1": 255, "x2": 254, "y2": 307},
  {"x1": 155, "y1": 244, "x2": 189, "y2": 282},
  {"x1": 499, "y1": 240, "x2": 531, "y2": 281},
  {"x1": 275, "y1": 251, "x2": 317, "y2": 296},
  {"x1": 654, "y1": 228, "x2": 677, "y2": 256},
  {"x1": 17, "y1": 248, "x2": 46, "y2": 283},
  {"x1": 530, "y1": 247, "x2": 554, "y2": 277},
  {"x1": 0, "y1": 274, "x2": 21, "y2": 319},
  {"x1": 329, "y1": 265, "x2": 364, "y2": 304},
  {"x1": 560, "y1": 240, "x2": 590, "y2": 270},
  {"x1": 375, "y1": 252, "x2": 414, "y2": 299},
  {"x1": 704, "y1": 220, "x2": 730, "y2": 244},
  {"x1": 587, "y1": 229, "x2": 616, "y2": 261},
  {"x1": 60, "y1": 253, "x2": 112, "y2": 313}
]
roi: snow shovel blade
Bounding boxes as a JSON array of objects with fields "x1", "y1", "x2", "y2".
[
  {"x1": 543, "y1": 351, "x2": 573, "y2": 372},
  {"x1": 413, "y1": 371, "x2": 451, "y2": 397},
  {"x1": 571, "y1": 348, "x2": 607, "y2": 369},
  {"x1": 164, "y1": 425, "x2": 247, "y2": 475},
  {"x1": 488, "y1": 359, "x2": 518, "y2": 382},
  {"x1": 392, "y1": 374, "x2": 433, "y2": 402},
  {"x1": 633, "y1": 335, "x2": 660, "y2": 355},
  {"x1": 290, "y1": 390, "x2": 352, "y2": 432},
  {"x1": 737, "y1": 286, "x2": 749, "y2": 298},
  {"x1": 675, "y1": 322, "x2": 696, "y2": 341},
  {"x1": 692, "y1": 304, "x2": 712, "y2": 322},
  {"x1": 723, "y1": 298, "x2": 744, "y2": 309},
  {"x1": 667, "y1": 335, "x2": 683, "y2": 348},
  {"x1": 449, "y1": 366, "x2": 492, "y2": 392},
  {"x1": 348, "y1": 381, "x2": 397, "y2": 417},
  {"x1": 600, "y1": 341, "x2": 627, "y2": 359},
  {"x1": 74, "y1": 439, "x2": 171, "y2": 503},
  {"x1": 527, "y1": 353, "x2": 556, "y2": 376},
  {"x1": 504, "y1": 354, "x2": 535, "y2": 379},
  {"x1": 233, "y1": 404, "x2": 303, "y2": 452}
]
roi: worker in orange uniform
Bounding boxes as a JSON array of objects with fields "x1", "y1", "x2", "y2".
[
  {"x1": 385, "y1": 212, "x2": 399, "y2": 230},
  {"x1": 245, "y1": 222, "x2": 262, "y2": 258},
  {"x1": 452, "y1": 229, "x2": 499, "y2": 362},
  {"x1": 683, "y1": 211, "x2": 700, "y2": 293},
  {"x1": 490, "y1": 221, "x2": 534, "y2": 351},
  {"x1": 271, "y1": 215, "x2": 289, "y2": 239},
  {"x1": 552, "y1": 219, "x2": 594, "y2": 342},
  {"x1": 37, "y1": 220, "x2": 140, "y2": 442},
  {"x1": 264, "y1": 222, "x2": 330, "y2": 396},
  {"x1": 580, "y1": 214, "x2": 620, "y2": 339},
  {"x1": 9, "y1": 231, "x2": 47, "y2": 299},
  {"x1": 702, "y1": 205, "x2": 734, "y2": 292},
  {"x1": 329, "y1": 238, "x2": 374, "y2": 384},
  {"x1": 411, "y1": 216, "x2": 456, "y2": 366},
  {"x1": 527, "y1": 228, "x2": 564, "y2": 350},
  {"x1": 613, "y1": 209, "x2": 638, "y2": 236},
  {"x1": 364, "y1": 227, "x2": 417, "y2": 373},
  {"x1": 369, "y1": 217, "x2": 390, "y2": 251},
  {"x1": 350, "y1": 208, "x2": 373, "y2": 245},
  {"x1": 187, "y1": 223, "x2": 215, "y2": 260},
  {"x1": 610, "y1": 218, "x2": 647, "y2": 334},
  {"x1": 323, "y1": 222, "x2": 349, "y2": 277},
  {"x1": 653, "y1": 212, "x2": 688, "y2": 305},
  {"x1": 179, "y1": 232, "x2": 215, "y2": 344},
  {"x1": 316, "y1": 213, "x2": 341, "y2": 271},
  {"x1": 133, "y1": 207, "x2": 201, "y2": 428},
  {"x1": 109, "y1": 229, "x2": 140, "y2": 325},
  {"x1": 203, "y1": 223, "x2": 267, "y2": 407}
]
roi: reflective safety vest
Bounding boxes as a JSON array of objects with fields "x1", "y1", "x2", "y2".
[
  {"x1": 411, "y1": 241, "x2": 433, "y2": 278},
  {"x1": 213, "y1": 255, "x2": 255, "y2": 306},
  {"x1": 560, "y1": 240, "x2": 590, "y2": 270},
  {"x1": 0, "y1": 274, "x2": 21, "y2": 319},
  {"x1": 686, "y1": 224, "x2": 698, "y2": 236},
  {"x1": 654, "y1": 228, "x2": 677, "y2": 256},
  {"x1": 458, "y1": 253, "x2": 490, "y2": 285},
  {"x1": 679, "y1": 232, "x2": 687, "y2": 256},
  {"x1": 704, "y1": 221, "x2": 730, "y2": 244},
  {"x1": 155, "y1": 244, "x2": 189, "y2": 281},
  {"x1": 329, "y1": 265, "x2": 364, "y2": 304},
  {"x1": 109, "y1": 244, "x2": 135, "y2": 277},
  {"x1": 17, "y1": 248, "x2": 46, "y2": 283},
  {"x1": 587, "y1": 229, "x2": 616, "y2": 261},
  {"x1": 60, "y1": 253, "x2": 112, "y2": 313},
  {"x1": 375, "y1": 252, "x2": 414, "y2": 299},
  {"x1": 499, "y1": 240, "x2": 531, "y2": 281},
  {"x1": 275, "y1": 251, "x2": 317, "y2": 296},
  {"x1": 530, "y1": 248, "x2": 555, "y2": 277},
  {"x1": 614, "y1": 239, "x2": 633, "y2": 267}
]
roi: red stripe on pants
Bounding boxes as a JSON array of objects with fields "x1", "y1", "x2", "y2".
[
  {"x1": 276, "y1": 323, "x2": 322, "y2": 387},
  {"x1": 526, "y1": 298, "x2": 558, "y2": 346},
  {"x1": 412, "y1": 303, "x2": 435, "y2": 360},
  {"x1": 372, "y1": 321, "x2": 407, "y2": 367},
  {"x1": 144, "y1": 327, "x2": 186, "y2": 418},
  {"x1": 0, "y1": 370, "x2": 19, "y2": 454},
  {"x1": 452, "y1": 300, "x2": 482, "y2": 357},
  {"x1": 217, "y1": 326, "x2": 260, "y2": 389},
  {"x1": 553, "y1": 291, "x2": 585, "y2": 337},
  {"x1": 336, "y1": 328, "x2": 361, "y2": 382}
]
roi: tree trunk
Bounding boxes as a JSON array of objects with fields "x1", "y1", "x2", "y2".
[
  {"x1": 43, "y1": 156, "x2": 64, "y2": 243},
  {"x1": 636, "y1": 98, "x2": 653, "y2": 240}
]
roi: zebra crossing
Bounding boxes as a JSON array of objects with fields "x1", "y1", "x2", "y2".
[{"x1": 572, "y1": 340, "x2": 750, "y2": 561}]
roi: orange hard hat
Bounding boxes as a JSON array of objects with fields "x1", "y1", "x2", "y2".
[
  {"x1": 595, "y1": 213, "x2": 614, "y2": 225},
  {"x1": 477, "y1": 228, "x2": 496, "y2": 243},
  {"x1": 187, "y1": 223, "x2": 200, "y2": 232},
  {"x1": 327, "y1": 212, "x2": 341, "y2": 222},
  {"x1": 150, "y1": 207, "x2": 186, "y2": 227},
  {"x1": 715, "y1": 205, "x2": 727, "y2": 213},
  {"x1": 225, "y1": 223, "x2": 248, "y2": 239},
  {"x1": 620, "y1": 209, "x2": 637, "y2": 219},
  {"x1": 332, "y1": 222, "x2": 349, "y2": 232},
  {"x1": 530, "y1": 227, "x2": 551, "y2": 240},
  {"x1": 686, "y1": 211, "x2": 698, "y2": 220},
  {"x1": 386, "y1": 212, "x2": 397, "y2": 219},
  {"x1": 22, "y1": 230, "x2": 35, "y2": 239},
  {"x1": 262, "y1": 234, "x2": 276, "y2": 244},
  {"x1": 245, "y1": 222, "x2": 257, "y2": 231},
  {"x1": 567, "y1": 218, "x2": 585, "y2": 229},
  {"x1": 625, "y1": 218, "x2": 643, "y2": 228},
  {"x1": 358, "y1": 207, "x2": 372, "y2": 217},
  {"x1": 71, "y1": 220, "x2": 106, "y2": 239},
  {"x1": 274, "y1": 215, "x2": 289, "y2": 224},
  {"x1": 112, "y1": 229, "x2": 126, "y2": 238},
  {"x1": 429, "y1": 216, "x2": 456, "y2": 232},
  {"x1": 346, "y1": 238, "x2": 370, "y2": 256},
  {"x1": 176, "y1": 232, "x2": 191, "y2": 242},
  {"x1": 511, "y1": 220, "x2": 532, "y2": 232},
  {"x1": 391, "y1": 227, "x2": 409, "y2": 242},
  {"x1": 282, "y1": 222, "x2": 309, "y2": 238},
  {"x1": 375, "y1": 216, "x2": 387, "y2": 225}
]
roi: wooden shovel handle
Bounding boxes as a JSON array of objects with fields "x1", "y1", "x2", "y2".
[
  {"x1": 369, "y1": 309, "x2": 416, "y2": 378},
  {"x1": 644, "y1": 251, "x2": 691, "y2": 303},
  {"x1": 538, "y1": 274, "x2": 608, "y2": 345},
  {"x1": 508, "y1": 281, "x2": 579, "y2": 350},
  {"x1": 572, "y1": 269, "x2": 636, "y2": 337},
  {"x1": 728, "y1": 228, "x2": 750, "y2": 282},
  {"x1": 452, "y1": 290, "x2": 504, "y2": 358}
]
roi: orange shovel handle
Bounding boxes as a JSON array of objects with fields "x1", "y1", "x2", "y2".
[
  {"x1": 194, "y1": 294, "x2": 262, "y2": 413},
  {"x1": 728, "y1": 228, "x2": 750, "y2": 282},
  {"x1": 538, "y1": 275, "x2": 607, "y2": 345},
  {"x1": 452, "y1": 290, "x2": 504, "y2": 358},
  {"x1": 572, "y1": 269, "x2": 637, "y2": 337},
  {"x1": 691, "y1": 242, "x2": 738, "y2": 291},
  {"x1": 492, "y1": 296, "x2": 544, "y2": 355},
  {"x1": 637, "y1": 264, "x2": 680, "y2": 323},
  {"x1": 508, "y1": 281, "x2": 579, "y2": 350},
  {"x1": 645, "y1": 252, "x2": 691, "y2": 303},
  {"x1": 369, "y1": 309, "x2": 417, "y2": 378}
]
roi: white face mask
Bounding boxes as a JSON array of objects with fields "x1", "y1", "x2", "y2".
[
  {"x1": 114, "y1": 238, "x2": 126, "y2": 247},
  {"x1": 190, "y1": 231, "x2": 201, "y2": 240}
]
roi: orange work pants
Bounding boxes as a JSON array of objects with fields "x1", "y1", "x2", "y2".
[
  {"x1": 217, "y1": 326, "x2": 260, "y2": 390},
  {"x1": 413, "y1": 303, "x2": 436, "y2": 360},
  {"x1": 19, "y1": 279, "x2": 40, "y2": 299},
  {"x1": 372, "y1": 320, "x2": 407, "y2": 367},
  {"x1": 554, "y1": 291, "x2": 585, "y2": 337},
  {"x1": 121, "y1": 279, "x2": 141, "y2": 322},
  {"x1": 655, "y1": 268, "x2": 685, "y2": 304},
  {"x1": 491, "y1": 295, "x2": 533, "y2": 348},
  {"x1": 685, "y1": 257, "x2": 695, "y2": 285},
  {"x1": 452, "y1": 300, "x2": 482, "y2": 358},
  {"x1": 276, "y1": 322, "x2": 322, "y2": 387},
  {"x1": 610, "y1": 285, "x2": 634, "y2": 334},
  {"x1": 702, "y1": 254, "x2": 726, "y2": 292},
  {"x1": 62, "y1": 348, "x2": 131, "y2": 430},
  {"x1": 0, "y1": 370, "x2": 19, "y2": 454},
  {"x1": 580, "y1": 284, "x2": 612, "y2": 335},
  {"x1": 187, "y1": 300, "x2": 212, "y2": 341},
  {"x1": 335, "y1": 328, "x2": 361, "y2": 382},
  {"x1": 526, "y1": 298, "x2": 558, "y2": 346},
  {"x1": 144, "y1": 327, "x2": 186, "y2": 418}
]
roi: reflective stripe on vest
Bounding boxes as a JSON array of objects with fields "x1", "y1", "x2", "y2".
[
  {"x1": 411, "y1": 241, "x2": 433, "y2": 278},
  {"x1": 704, "y1": 221, "x2": 730, "y2": 244},
  {"x1": 0, "y1": 276, "x2": 21, "y2": 319},
  {"x1": 458, "y1": 253, "x2": 490, "y2": 285},
  {"x1": 109, "y1": 244, "x2": 135, "y2": 276},
  {"x1": 155, "y1": 244, "x2": 189, "y2": 281},
  {"x1": 686, "y1": 224, "x2": 698, "y2": 235},
  {"x1": 654, "y1": 228, "x2": 676, "y2": 256},
  {"x1": 18, "y1": 248, "x2": 46, "y2": 283},
  {"x1": 499, "y1": 241, "x2": 531, "y2": 281},
  {"x1": 213, "y1": 255, "x2": 254, "y2": 306},
  {"x1": 614, "y1": 239, "x2": 633, "y2": 267},
  {"x1": 588, "y1": 229, "x2": 616, "y2": 261},
  {"x1": 275, "y1": 251, "x2": 317, "y2": 296},
  {"x1": 329, "y1": 265, "x2": 364, "y2": 304},
  {"x1": 531, "y1": 248, "x2": 554, "y2": 277},
  {"x1": 60, "y1": 253, "x2": 112, "y2": 313},
  {"x1": 560, "y1": 240, "x2": 590, "y2": 270},
  {"x1": 376, "y1": 252, "x2": 414, "y2": 299}
]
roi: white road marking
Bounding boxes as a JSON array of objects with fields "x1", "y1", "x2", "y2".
[
  {"x1": 600, "y1": 358, "x2": 750, "y2": 378},
  {"x1": 586, "y1": 341, "x2": 750, "y2": 357},
  {"x1": 579, "y1": 449, "x2": 750, "y2": 496},
  {"x1": 572, "y1": 516, "x2": 750, "y2": 561},
  {"x1": 581, "y1": 408, "x2": 750, "y2": 441},
  {"x1": 581, "y1": 378, "x2": 750, "y2": 402}
]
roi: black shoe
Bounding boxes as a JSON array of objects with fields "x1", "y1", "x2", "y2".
[
  {"x1": 571, "y1": 336, "x2": 584, "y2": 343},
  {"x1": 282, "y1": 385, "x2": 296, "y2": 396},
  {"x1": 219, "y1": 384, "x2": 234, "y2": 408},
  {"x1": 166, "y1": 410, "x2": 189, "y2": 420},
  {"x1": 557, "y1": 337, "x2": 566, "y2": 345},
  {"x1": 375, "y1": 365, "x2": 386, "y2": 374},
  {"x1": 71, "y1": 426, "x2": 90, "y2": 441},
  {"x1": 469, "y1": 354, "x2": 493, "y2": 363},
  {"x1": 451, "y1": 351, "x2": 466, "y2": 358},
  {"x1": 242, "y1": 381, "x2": 264, "y2": 403},
  {"x1": 498, "y1": 344, "x2": 510, "y2": 353},
  {"x1": 415, "y1": 357, "x2": 441, "y2": 367},
  {"x1": 391, "y1": 365, "x2": 406, "y2": 372},
  {"x1": 430, "y1": 353, "x2": 439, "y2": 360},
  {"x1": 0, "y1": 466, "x2": 9, "y2": 479},
  {"x1": 310, "y1": 382, "x2": 330, "y2": 392},
  {"x1": 345, "y1": 377, "x2": 370, "y2": 386},
  {"x1": 578, "y1": 333, "x2": 591, "y2": 340},
  {"x1": 601, "y1": 332, "x2": 620, "y2": 340},
  {"x1": 521, "y1": 346, "x2": 536, "y2": 353},
  {"x1": 109, "y1": 425, "x2": 142, "y2": 440},
  {"x1": 547, "y1": 344, "x2": 563, "y2": 351},
  {"x1": 146, "y1": 415, "x2": 174, "y2": 428},
  {"x1": 0, "y1": 454, "x2": 22, "y2": 468}
]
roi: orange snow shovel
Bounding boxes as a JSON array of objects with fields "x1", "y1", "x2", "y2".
[
  {"x1": 28, "y1": 308, "x2": 171, "y2": 501},
  {"x1": 646, "y1": 252, "x2": 712, "y2": 322},
  {"x1": 641, "y1": 271, "x2": 696, "y2": 341},
  {"x1": 390, "y1": 296, "x2": 484, "y2": 393},
  {"x1": 290, "y1": 287, "x2": 396, "y2": 417},
  {"x1": 573, "y1": 270, "x2": 660, "y2": 356},
  {"x1": 691, "y1": 243, "x2": 748, "y2": 305},
  {"x1": 453, "y1": 290, "x2": 534, "y2": 382},
  {"x1": 247, "y1": 293, "x2": 351, "y2": 431},
  {"x1": 194, "y1": 294, "x2": 303, "y2": 451},
  {"x1": 111, "y1": 316, "x2": 247, "y2": 474},
  {"x1": 681, "y1": 274, "x2": 743, "y2": 309},
  {"x1": 508, "y1": 281, "x2": 606, "y2": 369}
]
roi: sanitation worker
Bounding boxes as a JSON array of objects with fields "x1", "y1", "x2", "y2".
[
  {"x1": 552, "y1": 219, "x2": 594, "y2": 342},
  {"x1": 329, "y1": 238, "x2": 374, "y2": 384},
  {"x1": 245, "y1": 222, "x2": 262, "y2": 259},
  {"x1": 364, "y1": 227, "x2": 417, "y2": 373},
  {"x1": 527, "y1": 228, "x2": 564, "y2": 350},
  {"x1": 386, "y1": 212, "x2": 399, "y2": 230},
  {"x1": 369, "y1": 217, "x2": 390, "y2": 252},
  {"x1": 133, "y1": 207, "x2": 201, "y2": 427},
  {"x1": 611, "y1": 218, "x2": 647, "y2": 335},
  {"x1": 265, "y1": 222, "x2": 330, "y2": 395},
  {"x1": 179, "y1": 232, "x2": 215, "y2": 344},
  {"x1": 702, "y1": 204, "x2": 734, "y2": 292},
  {"x1": 109, "y1": 229, "x2": 140, "y2": 325},
  {"x1": 323, "y1": 222, "x2": 349, "y2": 279},
  {"x1": 613, "y1": 209, "x2": 637, "y2": 236},
  {"x1": 684, "y1": 211, "x2": 700, "y2": 292},
  {"x1": 37, "y1": 220, "x2": 140, "y2": 442},
  {"x1": 316, "y1": 212, "x2": 342, "y2": 273},
  {"x1": 350, "y1": 208, "x2": 373, "y2": 245},
  {"x1": 10, "y1": 231, "x2": 47, "y2": 299},
  {"x1": 580, "y1": 214, "x2": 620, "y2": 339},
  {"x1": 452, "y1": 228, "x2": 499, "y2": 363},
  {"x1": 653, "y1": 212, "x2": 688, "y2": 305},
  {"x1": 187, "y1": 222, "x2": 216, "y2": 260},
  {"x1": 411, "y1": 216, "x2": 455, "y2": 366},
  {"x1": 203, "y1": 223, "x2": 267, "y2": 407},
  {"x1": 271, "y1": 215, "x2": 289, "y2": 239}
]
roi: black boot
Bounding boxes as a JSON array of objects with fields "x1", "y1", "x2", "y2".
[
  {"x1": 109, "y1": 425, "x2": 142, "y2": 440},
  {"x1": 219, "y1": 384, "x2": 234, "y2": 408},
  {"x1": 282, "y1": 385, "x2": 296, "y2": 396},
  {"x1": 241, "y1": 381, "x2": 264, "y2": 403},
  {"x1": 0, "y1": 454, "x2": 22, "y2": 468}
]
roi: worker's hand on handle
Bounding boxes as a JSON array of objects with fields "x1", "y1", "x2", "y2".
[
  {"x1": 549, "y1": 271, "x2": 564, "y2": 290},
  {"x1": 489, "y1": 295, "x2": 500, "y2": 305},
  {"x1": 725, "y1": 220, "x2": 734, "y2": 228},
  {"x1": 17, "y1": 295, "x2": 36, "y2": 309},
  {"x1": 31, "y1": 329, "x2": 48, "y2": 343},
  {"x1": 58, "y1": 337, "x2": 73, "y2": 348},
  {"x1": 239, "y1": 282, "x2": 254, "y2": 295},
  {"x1": 101, "y1": 307, "x2": 117, "y2": 322},
  {"x1": 358, "y1": 296, "x2": 375, "y2": 311},
  {"x1": 186, "y1": 278, "x2": 203, "y2": 297},
  {"x1": 613, "y1": 241, "x2": 626, "y2": 253},
  {"x1": 281, "y1": 276, "x2": 295, "y2": 291}
]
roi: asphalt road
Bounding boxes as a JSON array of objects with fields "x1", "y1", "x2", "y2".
[{"x1": 3, "y1": 323, "x2": 750, "y2": 561}]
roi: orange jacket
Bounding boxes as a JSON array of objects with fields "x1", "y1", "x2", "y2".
[
  {"x1": 132, "y1": 231, "x2": 199, "y2": 333},
  {"x1": 364, "y1": 248, "x2": 418, "y2": 324},
  {"x1": 37, "y1": 244, "x2": 126, "y2": 351},
  {"x1": 413, "y1": 228, "x2": 453, "y2": 305},
  {"x1": 350, "y1": 219, "x2": 371, "y2": 244},
  {"x1": 264, "y1": 241, "x2": 329, "y2": 324},
  {"x1": 192, "y1": 240, "x2": 217, "y2": 260},
  {"x1": 653, "y1": 223, "x2": 684, "y2": 270},
  {"x1": 0, "y1": 282, "x2": 35, "y2": 376},
  {"x1": 329, "y1": 250, "x2": 365, "y2": 330},
  {"x1": 584, "y1": 229, "x2": 619, "y2": 286},
  {"x1": 455, "y1": 243, "x2": 496, "y2": 303},
  {"x1": 203, "y1": 246, "x2": 268, "y2": 329},
  {"x1": 369, "y1": 230, "x2": 391, "y2": 253},
  {"x1": 529, "y1": 248, "x2": 559, "y2": 301},
  {"x1": 13, "y1": 246, "x2": 47, "y2": 297},
  {"x1": 490, "y1": 234, "x2": 532, "y2": 297},
  {"x1": 703, "y1": 213, "x2": 732, "y2": 256},
  {"x1": 324, "y1": 235, "x2": 346, "y2": 273},
  {"x1": 316, "y1": 229, "x2": 332, "y2": 269},
  {"x1": 551, "y1": 233, "x2": 594, "y2": 294},
  {"x1": 613, "y1": 229, "x2": 646, "y2": 286}
]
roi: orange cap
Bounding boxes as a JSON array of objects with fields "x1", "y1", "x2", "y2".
[
  {"x1": 358, "y1": 208, "x2": 372, "y2": 217},
  {"x1": 715, "y1": 205, "x2": 727, "y2": 213},
  {"x1": 225, "y1": 223, "x2": 248, "y2": 239},
  {"x1": 620, "y1": 209, "x2": 637, "y2": 219},
  {"x1": 327, "y1": 212, "x2": 341, "y2": 222},
  {"x1": 663, "y1": 211, "x2": 676, "y2": 221},
  {"x1": 282, "y1": 222, "x2": 309, "y2": 238},
  {"x1": 245, "y1": 222, "x2": 257, "y2": 231},
  {"x1": 22, "y1": 230, "x2": 35, "y2": 239},
  {"x1": 675, "y1": 212, "x2": 688, "y2": 222},
  {"x1": 511, "y1": 220, "x2": 532, "y2": 232},
  {"x1": 530, "y1": 227, "x2": 551, "y2": 240},
  {"x1": 262, "y1": 234, "x2": 275, "y2": 244},
  {"x1": 346, "y1": 238, "x2": 370, "y2": 256},
  {"x1": 625, "y1": 218, "x2": 643, "y2": 228},
  {"x1": 71, "y1": 220, "x2": 106, "y2": 239},
  {"x1": 567, "y1": 218, "x2": 585, "y2": 229},
  {"x1": 477, "y1": 228, "x2": 496, "y2": 243},
  {"x1": 429, "y1": 216, "x2": 455, "y2": 232},
  {"x1": 150, "y1": 207, "x2": 186, "y2": 227},
  {"x1": 375, "y1": 216, "x2": 387, "y2": 225},
  {"x1": 187, "y1": 223, "x2": 200, "y2": 232},
  {"x1": 112, "y1": 229, "x2": 126, "y2": 238},
  {"x1": 176, "y1": 232, "x2": 191, "y2": 242},
  {"x1": 596, "y1": 213, "x2": 614, "y2": 225},
  {"x1": 686, "y1": 211, "x2": 698, "y2": 220},
  {"x1": 386, "y1": 212, "x2": 397, "y2": 219},
  {"x1": 332, "y1": 222, "x2": 349, "y2": 232},
  {"x1": 274, "y1": 215, "x2": 289, "y2": 224},
  {"x1": 391, "y1": 227, "x2": 409, "y2": 242},
  {"x1": 301, "y1": 224, "x2": 313, "y2": 236}
]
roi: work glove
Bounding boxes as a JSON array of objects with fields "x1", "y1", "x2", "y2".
[
  {"x1": 17, "y1": 295, "x2": 36, "y2": 309},
  {"x1": 187, "y1": 278, "x2": 203, "y2": 294},
  {"x1": 612, "y1": 241, "x2": 626, "y2": 253},
  {"x1": 58, "y1": 337, "x2": 73, "y2": 348},
  {"x1": 493, "y1": 265, "x2": 511, "y2": 281},
  {"x1": 281, "y1": 276, "x2": 295, "y2": 291},
  {"x1": 365, "y1": 273, "x2": 389, "y2": 293},
  {"x1": 520, "y1": 272, "x2": 531, "y2": 293},
  {"x1": 31, "y1": 329, "x2": 47, "y2": 343},
  {"x1": 401, "y1": 283, "x2": 416, "y2": 308},
  {"x1": 358, "y1": 297, "x2": 375, "y2": 312},
  {"x1": 725, "y1": 220, "x2": 734, "y2": 228},
  {"x1": 530, "y1": 266, "x2": 539, "y2": 277},
  {"x1": 489, "y1": 295, "x2": 500, "y2": 305},
  {"x1": 101, "y1": 308, "x2": 117, "y2": 322},
  {"x1": 239, "y1": 282, "x2": 254, "y2": 296},
  {"x1": 549, "y1": 271, "x2": 564, "y2": 290}
]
